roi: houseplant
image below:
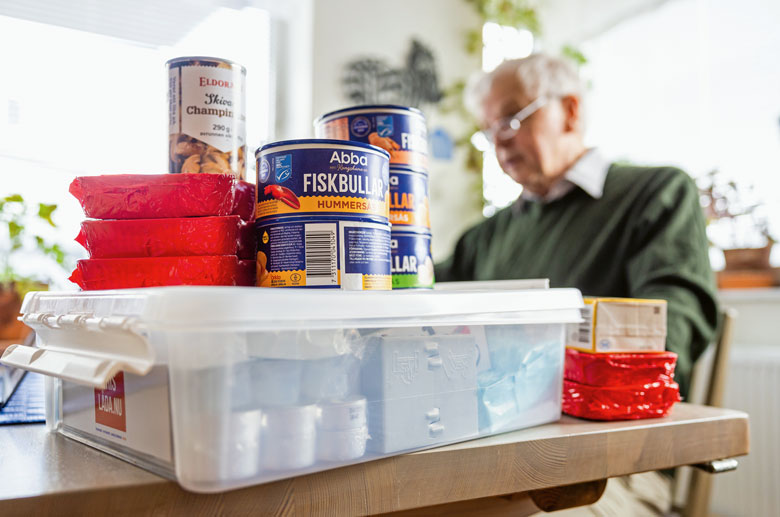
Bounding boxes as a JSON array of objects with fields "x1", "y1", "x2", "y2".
[
  {"x1": 697, "y1": 170, "x2": 776, "y2": 287},
  {"x1": 1, "y1": 194, "x2": 68, "y2": 342}
]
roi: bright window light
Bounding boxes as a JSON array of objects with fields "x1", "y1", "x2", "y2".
[
  {"x1": 481, "y1": 151, "x2": 523, "y2": 217},
  {"x1": 482, "y1": 23, "x2": 534, "y2": 72},
  {"x1": 0, "y1": 9, "x2": 273, "y2": 286},
  {"x1": 479, "y1": 22, "x2": 532, "y2": 213}
]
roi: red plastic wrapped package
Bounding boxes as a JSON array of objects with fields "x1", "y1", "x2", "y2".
[
  {"x1": 237, "y1": 220, "x2": 257, "y2": 260},
  {"x1": 562, "y1": 379, "x2": 681, "y2": 421},
  {"x1": 76, "y1": 216, "x2": 254, "y2": 259},
  {"x1": 233, "y1": 180, "x2": 256, "y2": 221},
  {"x1": 565, "y1": 349, "x2": 677, "y2": 387},
  {"x1": 69, "y1": 256, "x2": 255, "y2": 290},
  {"x1": 69, "y1": 174, "x2": 238, "y2": 220}
]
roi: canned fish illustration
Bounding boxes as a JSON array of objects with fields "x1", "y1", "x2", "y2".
[
  {"x1": 314, "y1": 105, "x2": 428, "y2": 170},
  {"x1": 255, "y1": 139, "x2": 390, "y2": 221},
  {"x1": 168, "y1": 56, "x2": 247, "y2": 179},
  {"x1": 256, "y1": 216, "x2": 392, "y2": 290},
  {"x1": 391, "y1": 230, "x2": 434, "y2": 289},
  {"x1": 390, "y1": 167, "x2": 430, "y2": 230}
]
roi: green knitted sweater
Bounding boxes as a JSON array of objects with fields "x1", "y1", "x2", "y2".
[{"x1": 435, "y1": 164, "x2": 719, "y2": 398}]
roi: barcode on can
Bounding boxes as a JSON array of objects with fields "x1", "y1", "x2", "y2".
[
  {"x1": 305, "y1": 223, "x2": 338, "y2": 286},
  {"x1": 577, "y1": 305, "x2": 594, "y2": 345}
]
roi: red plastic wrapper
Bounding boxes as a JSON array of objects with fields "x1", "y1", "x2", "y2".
[
  {"x1": 69, "y1": 256, "x2": 255, "y2": 290},
  {"x1": 565, "y1": 349, "x2": 677, "y2": 387},
  {"x1": 233, "y1": 180, "x2": 256, "y2": 222},
  {"x1": 562, "y1": 379, "x2": 681, "y2": 421},
  {"x1": 69, "y1": 174, "x2": 253, "y2": 220},
  {"x1": 75, "y1": 216, "x2": 254, "y2": 259},
  {"x1": 237, "y1": 220, "x2": 257, "y2": 260}
]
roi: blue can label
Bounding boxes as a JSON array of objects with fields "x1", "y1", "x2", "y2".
[
  {"x1": 390, "y1": 231, "x2": 434, "y2": 289},
  {"x1": 256, "y1": 143, "x2": 389, "y2": 221},
  {"x1": 258, "y1": 158, "x2": 271, "y2": 182},
  {"x1": 316, "y1": 107, "x2": 428, "y2": 170},
  {"x1": 390, "y1": 169, "x2": 430, "y2": 230},
  {"x1": 257, "y1": 217, "x2": 391, "y2": 290},
  {"x1": 274, "y1": 154, "x2": 292, "y2": 182},
  {"x1": 351, "y1": 116, "x2": 371, "y2": 137}
]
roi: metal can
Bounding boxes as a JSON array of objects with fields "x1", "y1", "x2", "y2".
[
  {"x1": 255, "y1": 139, "x2": 390, "y2": 222},
  {"x1": 167, "y1": 56, "x2": 247, "y2": 179},
  {"x1": 314, "y1": 105, "x2": 428, "y2": 170},
  {"x1": 256, "y1": 215, "x2": 392, "y2": 290},
  {"x1": 389, "y1": 167, "x2": 430, "y2": 231},
  {"x1": 390, "y1": 230, "x2": 434, "y2": 289}
]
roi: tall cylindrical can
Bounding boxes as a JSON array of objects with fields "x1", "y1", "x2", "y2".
[
  {"x1": 314, "y1": 105, "x2": 428, "y2": 170},
  {"x1": 167, "y1": 56, "x2": 247, "y2": 179},
  {"x1": 390, "y1": 230, "x2": 435, "y2": 289},
  {"x1": 389, "y1": 167, "x2": 430, "y2": 231},
  {"x1": 256, "y1": 215, "x2": 392, "y2": 290},
  {"x1": 255, "y1": 139, "x2": 390, "y2": 222},
  {"x1": 255, "y1": 139, "x2": 392, "y2": 290}
]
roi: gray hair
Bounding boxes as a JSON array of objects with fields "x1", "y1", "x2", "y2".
[{"x1": 465, "y1": 53, "x2": 584, "y2": 120}]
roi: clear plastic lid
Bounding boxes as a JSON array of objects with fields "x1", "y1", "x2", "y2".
[{"x1": 20, "y1": 285, "x2": 583, "y2": 331}]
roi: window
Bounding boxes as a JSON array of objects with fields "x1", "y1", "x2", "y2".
[
  {"x1": 479, "y1": 22, "x2": 534, "y2": 217},
  {"x1": 0, "y1": 2, "x2": 311, "y2": 284},
  {"x1": 579, "y1": 0, "x2": 779, "y2": 265}
]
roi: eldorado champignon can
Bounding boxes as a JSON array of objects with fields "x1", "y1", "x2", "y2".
[
  {"x1": 167, "y1": 56, "x2": 247, "y2": 179},
  {"x1": 390, "y1": 230, "x2": 435, "y2": 289},
  {"x1": 389, "y1": 167, "x2": 430, "y2": 231},
  {"x1": 314, "y1": 105, "x2": 428, "y2": 170}
]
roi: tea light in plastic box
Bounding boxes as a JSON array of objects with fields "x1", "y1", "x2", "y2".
[
  {"x1": 318, "y1": 396, "x2": 367, "y2": 430},
  {"x1": 317, "y1": 427, "x2": 369, "y2": 462},
  {"x1": 260, "y1": 405, "x2": 317, "y2": 470},
  {"x1": 184, "y1": 408, "x2": 263, "y2": 482},
  {"x1": 316, "y1": 396, "x2": 368, "y2": 462}
]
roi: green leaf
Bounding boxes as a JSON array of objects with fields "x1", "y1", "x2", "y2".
[
  {"x1": 561, "y1": 45, "x2": 588, "y2": 66},
  {"x1": 8, "y1": 220, "x2": 23, "y2": 238},
  {"x1": 48, "y1": 243, "x2": 66, "y2": 266},
  {"x1": 3, "y1": 194, "x2": 24, "y2": 203},
  {"x1": 38, "y1": 203, "x2": 58, "y2": 227},
  {"x1": 465, "y1": 29, "x2": 483, "y2": 55}
]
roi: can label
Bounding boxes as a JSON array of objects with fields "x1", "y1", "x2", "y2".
[
  {"x1": 390, "y1": 169, "x2": 430, "y2": 230},
  {"x1": 256, "y1": 144, "x2": 389, "y2": 221},
  {"x1": 315, "y1": 108, "x2": 428, "y2": 169},
  {"x1": 391, "y1": 231, "x2": 435, "y2": 289},
  {"x1": 257, "y1": 217, "x2": 392, "y2": 290},
  {"x1": 168, "y1": 57, "x2": 246, "y2": 179}
]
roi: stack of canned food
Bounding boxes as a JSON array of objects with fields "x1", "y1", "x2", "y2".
[
  {"x1": 167, "y1": 55, "x2": 433, "y2": 290},
  {"x1": 315, "y1": 106, "x2": 435, "y2": 289}
]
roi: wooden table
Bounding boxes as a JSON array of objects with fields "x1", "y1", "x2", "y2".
[{"x1": 0, "y1": 403, "x2": 748, "y2": 516}]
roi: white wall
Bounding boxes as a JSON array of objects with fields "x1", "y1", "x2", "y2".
[
  {"x1": 311, "y1": 0, "x2": 483, "y2": 261},
  {"x1": 537, "y1": 0, "x2": 671, "y2": 52},
  {"x1": 578, "y1": 0, "x2": 780, "y2": 258}
]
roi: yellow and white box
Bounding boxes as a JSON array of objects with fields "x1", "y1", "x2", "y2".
[{"x1": 568, "y1": 297, "x2": 667, "y2": 353}]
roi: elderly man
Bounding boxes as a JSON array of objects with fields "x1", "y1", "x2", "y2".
[
  {"x1": 437, "y1": 53, "x2": 717, "y2": 400},
  {"x1": 436, "y1": 53, "x2": 718, "y2": 514},
  {"x1": 436, "y1": 54, "x2": 717, "y2": 515}
]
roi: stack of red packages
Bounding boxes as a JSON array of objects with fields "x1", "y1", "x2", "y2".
[
  {"x1": 562, "y1": 349, "x2": 681, "y2": 421},
  {"x1": 69, "y1": 174, "x2": 256, "y2": 290}
]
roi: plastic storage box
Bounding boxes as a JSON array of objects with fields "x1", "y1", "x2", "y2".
[
  {"x1": 1, "y1": 285, "x2": 582, "y2": 492},
  {"x1": 0, "y1": 362, "x2": 24, "y2": 407}
]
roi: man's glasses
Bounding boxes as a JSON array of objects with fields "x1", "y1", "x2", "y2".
[{"x1": 473, "y1": 96, "x2": 549, "y2": 149}]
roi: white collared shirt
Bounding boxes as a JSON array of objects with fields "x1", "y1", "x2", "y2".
[{"x1": 520, "y1": 149, "x2": 611, "y2": 205}]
